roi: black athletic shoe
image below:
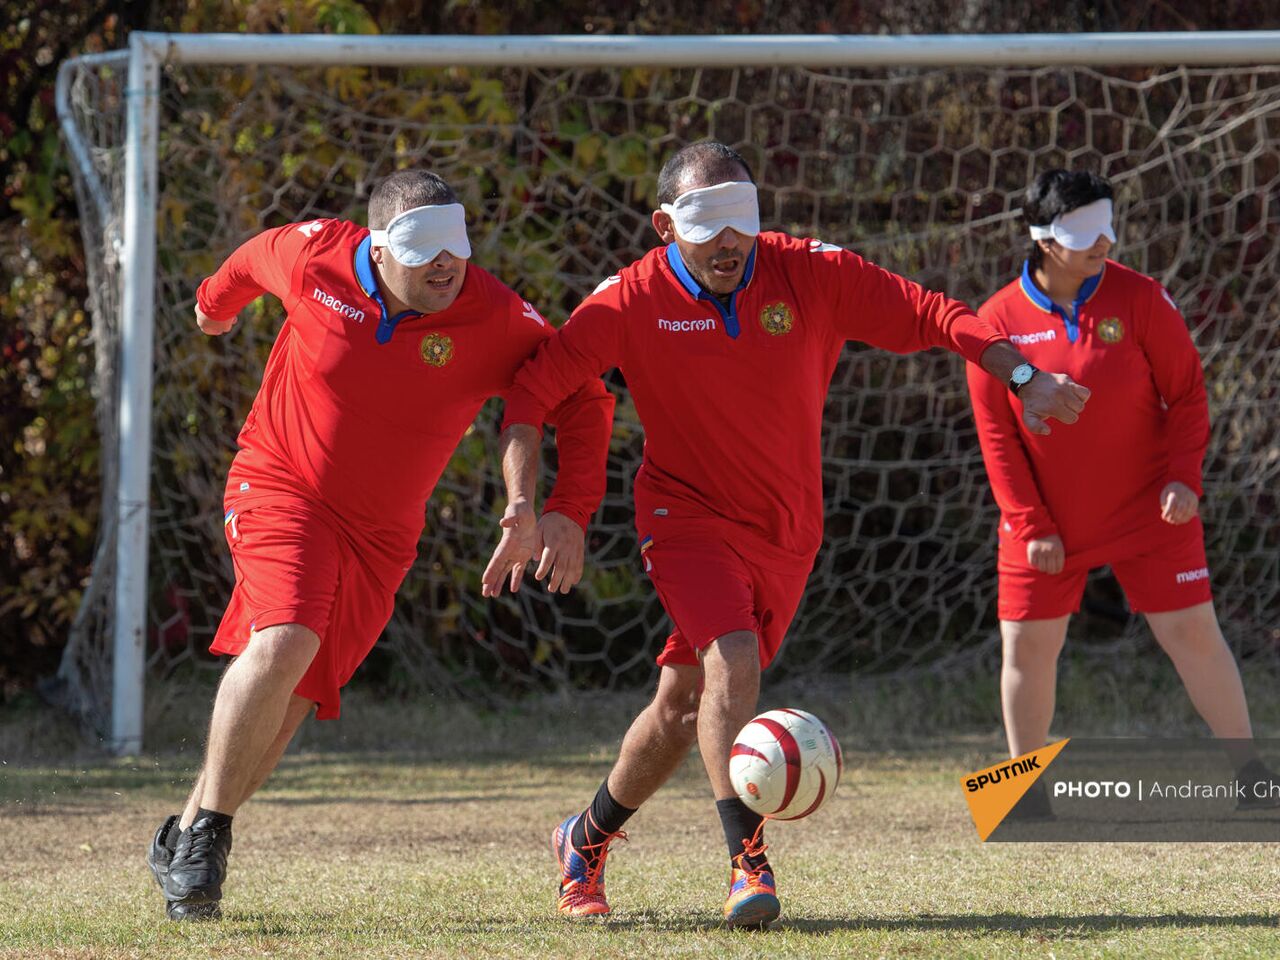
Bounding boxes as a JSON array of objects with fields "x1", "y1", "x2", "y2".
[
  {"x1": 1005, "y1": 779, "x2": 1056, "y2": 822},
  {"x1": 1236, "y1": 759, "x2": 1280, "y2": 811},
  {"x1": 146, "y1": 815, "x2": 180, "y2": 891},
  {"x1": 166, "y1": 899, "x2": 223, "y2": 921},
  {"x1": 163, "y1": 814, "x2": 232, "y2": 920}
]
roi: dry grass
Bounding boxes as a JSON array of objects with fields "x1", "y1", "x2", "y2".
[{"x1": 3, "y1": 690, "x2": 1280, "y2": 958}]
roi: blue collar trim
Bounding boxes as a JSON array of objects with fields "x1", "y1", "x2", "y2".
[
  {"x1": 355, "y1": 234, "x2": 378, "y2": 297},
  {"x1": 1018, "y1": 260, "x2": 1103, "y2": 345},
  {"x1": 354, "y1": 234, "x2": 419, "y2": 345},
  {"x1": 664, "y1": 242, "x2": 757, "y2": 339}
]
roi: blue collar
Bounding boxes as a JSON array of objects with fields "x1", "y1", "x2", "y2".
[
  {"x1": 354, "y1": 234, "x2": 420, "y2": 345},
  {"x1": 1018, "y1": 260, "x2": 1104, "y2": 345},
  {"x1": 664, "y1": 242, "x2": 756, "y2": 339}
]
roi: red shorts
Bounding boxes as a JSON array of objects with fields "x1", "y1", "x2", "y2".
[
  {"x1": 210, "y1": 492, "x2": 411, "y2": 719},
  {"x1": 639, "y1": 523, "x2": 811, "y2": 670},
  {"x1": 997, "y1": 518, "x2": 1213, "y2": 621}
]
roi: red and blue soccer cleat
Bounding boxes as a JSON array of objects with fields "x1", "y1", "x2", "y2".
[
  {"x1": 551, "y1": 813, "x2": 624, "y2": 917},
  {"x1": 723, "y1": 825, "x2": 780, "y2": 929}
]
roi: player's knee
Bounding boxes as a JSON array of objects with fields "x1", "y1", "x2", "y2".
[
  {"x1": 244, "y1": 622, "x2": 321, "y2": 673},
  {"x1": 653, "y1": 700, "x2": 699, "y2": 743},
  {"x1": 1153, "y1": 612, "x2": 1224, "y2": 659},
  {"x1": 651, "y1": 679, "x2": 700, "y2": 737},
  {"x1": 701, "y1": 631, "x2": 760, "y2": 693},
  {"x1": 1001, "y1": 623, "x2": 1065, "y2": 665}
]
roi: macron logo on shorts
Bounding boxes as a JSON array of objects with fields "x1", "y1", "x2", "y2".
[
  {"x1": 1010, "y1": 329, "x2": 1057, "y2": 345},
  {"x1": 312, "y1": 287, "x2": 366, "y2": 324},
  {"x1": 1175, "y1": 566, "x2": 1209, "y2": 584},
  {"x1": 657, "y1": 317, "x2": 717, "y2": 333}
]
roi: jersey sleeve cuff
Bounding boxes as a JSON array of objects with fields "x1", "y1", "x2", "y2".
[
  {"x1": 195, "y1": 278, "x2": 243, "y2": 323},
  {"x1": 1164, "y1": 471, "x2": 1204, "y2": 498},
  {"x1": 1011, "y1": 513, "x2": 1059, "y2": 542},
  {"x1": 966, "y1": 332, "x2": 1012, "y2": 368},
  {"x1": 501, "y1": 389, "x2": 551, "y2": 437},
  {"x1": 500, "y1": 411, "x2": 545, "y2": 438}
]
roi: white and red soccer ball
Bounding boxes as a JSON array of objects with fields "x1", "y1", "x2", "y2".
[{"x1": 729, "y1": 708, "x2": 842, "y2": 820}]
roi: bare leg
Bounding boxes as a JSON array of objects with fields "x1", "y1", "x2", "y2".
[
  {"x1": 180, "y1": 694, "x2": 316, "y2": 828},
  {"x1": 1000, "y1": 616, "x2": 1071, "y2": 758},
  {"x1": 178, "y1": 624, "x2": 320, "y2": 826},
  {"x1": 1146, "y1": 601, "x2": 1253, "y2": 756},
  {"x1": 238, "y1": 695, "x2": 317, "y2": 801},
  {"x1": 696, "y1": 631, "x2": 760, "y2": 801},
  {"x1": 605, "y1": 663, "x2": 702, "y2": 809}
]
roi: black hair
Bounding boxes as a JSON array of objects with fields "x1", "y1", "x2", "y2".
[
  {"x1": 368, "y1": 170, "x2": 458, "y2": 230},
  {"x1": 1022, "y1": 169, "x2": 1113, "y2": 268},
  {"x1": 656, "y1": 140, "x2": 754, "y2": 205}
]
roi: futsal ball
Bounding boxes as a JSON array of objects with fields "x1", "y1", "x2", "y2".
[{"x1": 729, "y1": 708, "x2": 842, "y2": 820}]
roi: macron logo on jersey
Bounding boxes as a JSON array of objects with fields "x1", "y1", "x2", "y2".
[
  {"x1": 593, "y1": 275, "x2": 622, "y2": 296},
  {"x1": 312, "y1": 287, "x2": 367, "y2": 324},
  {"x1": 658, "y1": 317, "x2": 717, "y2": 333},
  {"x1": 1175, "y1": 566, "x2": 1209, "y2": 585},
  {"x1": 1010, "y1": 329, "x2": 1057, "y2": 345},
  {"x1": 521, "y1": 301, "x2": 546, "y2": 327}
]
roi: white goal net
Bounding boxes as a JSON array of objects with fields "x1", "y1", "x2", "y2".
[{"x1": 57, "y1": 36, "x2": 1280, "y2": 747}]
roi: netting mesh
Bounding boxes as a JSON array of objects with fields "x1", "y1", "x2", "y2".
[
  {"x1": 59, "y1": 54, "x2": 1280, "y2": 734},
  {"x1": 54, "y1": 51, "x2": 129, "y2": 723}
]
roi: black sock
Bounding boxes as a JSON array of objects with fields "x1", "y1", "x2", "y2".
[
  {"x1": 571, "y1": 780, "x2": 636, "y2": 853},
  {"x1": 164, "y1": 818, "x2": 183, "y2": 851},
  {"x1": 193, "y1": 807, "x2": 234, "y2": 830},
  {"x1": 716, "y1": 797, "x2": 767, "y2": 870}
]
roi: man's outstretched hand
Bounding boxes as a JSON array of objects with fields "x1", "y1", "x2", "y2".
[
  {"x1": 481, "y1": 504, "x2": 586, "y2": 596},
  {"x1": 481, "y1": 499, "x2": 539, "y2": 597},
  {"x1": 532, "y1": 512, "x2": 585, "y2": 594}
]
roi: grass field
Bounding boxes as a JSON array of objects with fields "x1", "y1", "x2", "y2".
[{"x1": 4, "y1": 677, "x2": 1280, "y2": 959}]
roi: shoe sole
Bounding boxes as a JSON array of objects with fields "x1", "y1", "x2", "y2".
[
  {"x1": 1003, "y1": 811, "x2": 1057, "y2": 823},
  {"x1": 1237, "y1": 797, "x2": 1280, "y2": 811},
  {"x1": 167, "y1": 900, "x2": 222, "y2": 921},
  {"x1": 725, "y1": 892, "x2": 780, "y2": 930}
]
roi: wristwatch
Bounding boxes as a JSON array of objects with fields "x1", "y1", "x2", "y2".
[{"x1": 1009, "y1": 362, "x2": 1038, "y2": 395}]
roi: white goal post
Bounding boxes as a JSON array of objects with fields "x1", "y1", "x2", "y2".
[{"x1": 59, "y1": 31, "x2": 1280, "y2": 755}]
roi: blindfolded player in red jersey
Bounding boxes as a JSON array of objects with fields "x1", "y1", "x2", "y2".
[
  {"x1": 147, "y1": 171, "x2": 613, "y2": 921},
  {"x1": 967, "y1": 169, "x2": 1277, "y2": 819},
  {"x1": 489, "y1": 141, "x2": 1090, "y2": 927}
]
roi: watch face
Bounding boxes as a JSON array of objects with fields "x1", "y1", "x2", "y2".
[{"x1": 1012, "y1": 363, "x2": 1035, "y2": 384}]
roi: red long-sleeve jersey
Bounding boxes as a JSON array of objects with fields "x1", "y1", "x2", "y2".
[
  {"x1": 967, "y1": 259, "x2": 1210, "y2": 564},
  {"x1": 503, "y1": 231, "x2": 1005, "y2": 566},
  {"x1": 197, "y1": 218, "x2": 613, "y2": 548}
]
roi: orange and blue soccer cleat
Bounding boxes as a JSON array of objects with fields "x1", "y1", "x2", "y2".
[
  {"x1": 723, "y1": 823, "x2": 780, "y2": 929},
  {"x1": 552, "y1": 813, "x2": 624, "y2": 917}
]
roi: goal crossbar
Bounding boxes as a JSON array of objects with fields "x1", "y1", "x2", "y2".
[
  {"x1": 60, "y1": 31, "x2": 1280, "y2": 754},
  {"x1": 138, "y1": 30, "x2": 1280, "y2": 67}
]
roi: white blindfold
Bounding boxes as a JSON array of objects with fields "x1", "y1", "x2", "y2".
[
  {"x1": 1028, "y1": 198, "x2": 1116, "y2": 251},
  {"x1": 368, "y1": 203, "x2": 471, "y2": 267},
  {"x1": 660, "y1": 181, "x2": 760, "y2": 244}
]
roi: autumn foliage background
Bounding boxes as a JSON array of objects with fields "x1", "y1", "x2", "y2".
[{"x1": 3, "y1": 0, "x2": 1278, "y2": 704}]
